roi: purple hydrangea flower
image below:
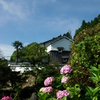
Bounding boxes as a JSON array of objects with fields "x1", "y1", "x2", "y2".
[
  {"x1": 56, "y1": 90, "x2": 70, "y2": 100},
  {"x1": 60, "y1": 64, "x2": 72, "y2": 74},
  {"x1": 61, "y1": 76, "x2": 68, "y2": 84},
  {"x1": 44, "y1": 76, "x2": 54, "y2": 86},
  {"x1": 42, "y1": 86, "x2": 53, "y2": 93}
]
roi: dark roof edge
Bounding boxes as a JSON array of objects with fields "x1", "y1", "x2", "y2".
[{"x1": 40, "y1": 35, "x2": 73, "y2": 45}]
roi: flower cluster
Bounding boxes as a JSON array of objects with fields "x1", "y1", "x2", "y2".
[
  {"x1": 60, "y1": 64, "x2": 72, "y2": 74},
  {"x1": 61, "y1": 76, "x2": 68, "y2": 84},
  {"x1": 39, "y1": 64, "x2": 72, "y2": 99},
  {"x1": 44, "y1": 76, "x2": 54, "y2": 86},
  {"x1": 56, "y1": 90, "x2": 70, "y2": 100},
  {"x1": 1, "y1": 96, "x2": 12, "y2": 100},
  {"x1": 39, "y1": 86, "x2": 53, "y2": 93},
  {"x1": 58, "y1": 64, "x2": 71, "y2": 99}
]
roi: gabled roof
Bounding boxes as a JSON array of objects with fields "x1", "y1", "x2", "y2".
[{"x1": 41, "y1": 34, "x2": 73, "y2": 47}]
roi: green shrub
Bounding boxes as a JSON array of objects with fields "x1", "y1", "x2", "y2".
[{"x1": 67, "y1": 24, "x2": 100, "y2": 98}]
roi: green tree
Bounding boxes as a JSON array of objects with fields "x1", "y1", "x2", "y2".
[
  {"x1": 11, "y1": 42, "x2": 49, "y2": 65},
  {"x1": 21, "y1": 42, "x2": 49, "y2": 65},
  {"x1": 12, "y1": 41, "x2": 23, "y2": 64},
  {"x1": 94, "y1": 18, "x2": 98, "y2": 25},
  {"x1": 74, "y1": 14, "x2": 100, "y2": 39},
  {"x1": 68, "y1": 21, "x2": 100, "y2": 99},
  {"x1": 0, "y1": 49, "x2": 7, "y2": 67},
  {"x1": 81, "y1": 20, "x2": 87, "y2": 29},
  {"x1": 65, "y1": 31, "x2": 72, "y2": 39},
  {"x1": 98, "y1": 14, "x2": 100, "y2": 21},
  {"x1": 0, "y1": 49, "x2": 3, "y2": 58}
]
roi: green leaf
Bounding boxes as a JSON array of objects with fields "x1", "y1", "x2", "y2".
[
  {"x1": 93, "y1": 97, "x2": 98, "y2": 100},
  {"x1": 86, "y1": 86, "x2": 100, "y2": 98},
  {"x1": 61, "y1": 96, "x2": 67, "y2": 100},
  {"x1": 91, "y1": 76, "x2": 98, "y2": 84},
  {"x1": 38, "y1": 92, "x2": 49, "y2": 100},
  {"x1": 89, "y1": 66, "x2": 100, "y2": 83},
  {"x1": 48, "y1": 98, "x2": 56, "y2": 100},
  {"x1": 85, "y1": 86, "x2": 93, "y2": 96},
  {"x1": 92, "y1": 86, "x2": 100, "y2": 96}
]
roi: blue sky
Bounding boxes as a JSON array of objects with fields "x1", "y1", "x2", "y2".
[{"x1": 0, "y1": 0, "x2": 100, "y2": 59}]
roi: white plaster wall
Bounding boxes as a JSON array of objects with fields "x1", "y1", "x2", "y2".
[
  {"x1": 46, "y1": 38, "x2": 71, "y2": 52},
  {"x1": 46, "y1": 45, "x2": 58, "y2": 52}
]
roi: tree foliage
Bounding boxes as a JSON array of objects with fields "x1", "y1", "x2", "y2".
[
  {"x1": 11, "y1": 42, "x2": 49, "y2": 65},
  {"x1": 12, "y1": 41, "x2": 23, "y2": 49},
  {"x1": 0, "y1": 49, "x2": 3, "y2": 58},
  {"x1": 67, "y1": 17, "x2": 100, "y2": 98},
  {"x1": 63, "y1": 31, "x2": 72, "y2": 39},
  {"x1": 12, "y1": 41, "x2": 23, "y2": 63},
  {"x1": 74, "y1": 14, "x2": 100, "y2": 38}
]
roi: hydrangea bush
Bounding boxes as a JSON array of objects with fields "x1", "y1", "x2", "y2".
[
  {"x1": 38, "y1": 64, "x2": 100, "y2": 100},
  {"x1": 61, "y1": 76, "x2": 68, "y2": 84},
  {"x1": 60, "y1": 65, "x2": 72, "y2": 74},
  {"x1": 44, "y1": 77, "x2": 54, "y2": 86},
  {"x1": 40, "y1": 86, "x2": 53, "y2": 93},
  {"x1": 56, "y1": 90, "x2": 70, "y2": 100},
  {"x1": 1, "y1": 96, "x2": 12, "y2": 100},
  {"x1": 38, "y1": 64, "x2": 73, "y2": 100}
]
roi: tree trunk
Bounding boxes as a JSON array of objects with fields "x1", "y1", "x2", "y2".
[{"x1": 16, "y1": 46, "x2": 18, "y2": 64}]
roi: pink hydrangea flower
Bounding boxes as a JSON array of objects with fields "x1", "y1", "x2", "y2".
[
  {"x1": 56, "y1": 90, "x2": 64, "y2": 99},
  {"x1": 61, "y1": 76, "x2": 68, "y2": 84},
  {"x1": 1, "y1": 96, "x2": 12, "y2": 100},
  {"x1": 42, "y1": 86, "x2": 53, "y2": 93},
  {"x1": 44, "y1": 76, "x2": 54, "y2": 86},
  {"x1": 60, "y1": 64, "x2": 72, "y2": 74},
  {"x1": 56, "y1": 90, "x2": 70, "y2": 100},
  {"x1": 63, "y1": 90, "x2": 70, "y2": 96}
]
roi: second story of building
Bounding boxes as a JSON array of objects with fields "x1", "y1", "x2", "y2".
[{"x1": 41, "y1": 34, "x2": 73, "y2": 53}]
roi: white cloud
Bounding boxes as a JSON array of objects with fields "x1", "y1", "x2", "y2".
[
  {"x1": 0, "y1": 0, "x2": 30, "y2": 25},
  {"x1": 0, "y1": 42, "x2": 30, "y2": 60},
  {"x1": 0, "y1": 44, "x2": 15, "y2": 60}
]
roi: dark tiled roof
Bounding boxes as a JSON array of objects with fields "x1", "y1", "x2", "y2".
[{"x1": 41, "y1": 35, "x2": 73, "y2": 46}]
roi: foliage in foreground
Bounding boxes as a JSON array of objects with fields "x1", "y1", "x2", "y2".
[
  {"x1": 68, "y1": 20, "x2": 100, "y2": 87},
  {"x1": 38, "y1": 64, "x2": 100, "y2": 100},
  {"x1": 0, "y1": 61, "x2": 60, "y2": 100}
]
